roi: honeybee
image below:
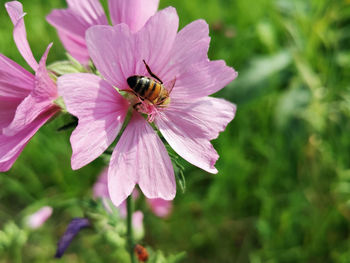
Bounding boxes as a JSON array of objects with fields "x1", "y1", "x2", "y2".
[
  {"x1": 127, "y1": 60, "x2": 175, "y2": 108},
  {"x1": 134, "y1": 244, "x2": 149, "y2": 262}
]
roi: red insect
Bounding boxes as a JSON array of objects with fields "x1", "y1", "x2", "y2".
[{"x1": 134, "y1": 244, "x2": 149, "y2": 262}]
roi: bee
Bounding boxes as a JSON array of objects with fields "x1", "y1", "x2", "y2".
[
  {"x1": 127, "y1": 60, "x2": 175, "y2": 108},
  {"x1": 134, "y1": 244, "x2": 149, "y2": 262}
]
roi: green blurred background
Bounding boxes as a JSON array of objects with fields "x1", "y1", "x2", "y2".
[{"x1": 1, "y1": 0, "x2": 350, "y2": 262}]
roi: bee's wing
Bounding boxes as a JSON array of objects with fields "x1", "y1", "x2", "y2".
[{"x1": 164, "y1": 77, "x2": 176, "y2": 94}]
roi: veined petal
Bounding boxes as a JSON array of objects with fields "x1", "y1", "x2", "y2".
[
  {"x1": 46, "y1": 0, "x2": 108, "y2": 64},
  {"x1": 171, "y1": 60, "x2": 237, "y2": 100},
  {"x1": 5, "y1": 1, "x2": 38, "y2": 71},
  {"x1": 86, "y1": 24, "x2": 134, "y2": 88},
  {"x1": 3, "y1": 44, "x2": 57, "y2": 136},
  {"x1": 66, "y1": 0, "x2": 108, "y2": 25},
  {"x1": 57, "y1": 30, "x2": 90, "y2": 65},
  {"x1": 135, "y1": 7, "x2": 179, "y2": 80},
  {"x1": 160, "y1": 19, "x2": 210, "y2": 80},
  {"x1": 108, "y1": 0, "x2": 159, "y2": 32},
  {"x1": 2, "y1": 95, "x2": 53, "y2": 136},
  {"x1": 0, "y1": 154, "x2": 18, "y2": 172},
  {"x1": 0, "y1": 54, "x2": 33, "y2": 99},
  {"x1": 86, "y1": 7, "x2": 179, "y2": 89},
  {"x1": 108, "y1": 113, "x2": 175, "y2": 207},
  {"x1": 0, "y1": 98, "x2": 21, "y2": 130},
  {"x1": 34, "y1": 43, "x2": 57, "y2": 99},
  {"x1": 0, "y1": 106, "x2": 58, "y2": 172},
  {"x1": 58, "y1": 73, "x2": 129, "y2": 170},
  {"x1": 155, "y1": 97, "x2": 236, "y2": 174}
]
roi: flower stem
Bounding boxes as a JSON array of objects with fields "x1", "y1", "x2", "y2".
[{"x1": 126, "y1": 195, "x2": 135, "y2": 263}]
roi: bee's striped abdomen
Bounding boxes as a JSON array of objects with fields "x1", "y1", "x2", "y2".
[{"x1": 127, "y1": 75, "x2": 163, "y2": 104}]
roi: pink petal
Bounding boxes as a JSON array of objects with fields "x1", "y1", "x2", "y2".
[
  {"x1": 26, "y1": 206, "x2": 53, "y2": 229},
  {"x1": 0, "y1": 54, "x2": 33, "y2": 99},
  {"x1": 58, "y1": 73, "x2": 129, "y2": 170},
  {"x1": 3, "y1": 44, "x2": 57, "y2": 136},
  {"x1": 34, "y1": 43, "x2": 57, "y2": 98},
  {"x1": 108, "y1": 0, "x2": 159, "y2": 32},
  {"x1": 0, "y1": 99, "x2": 21, "y2": 130},
  {"x1": 5, "y1": 1, "x2": 38, "y2": 71},
  {"x1": 159, "y1": 19, "x2": 210, "y2": 81},
  {"x1": 171, "y1": 60, "x2": 238, "y2": 100},
  {"x1": 155, "y1": 97, "x2": 236, "y2": 174},
  {"x1": 0, "y1": 154, "x2": 18, "y2": 172},
  {"x1": 46, "y1": 0, "x2": 108, "y2": 64},
  {"x1": 132, "y1": 211, "x2": 144, "y2": 234},
  {"x1": 135, "y1": 7, "x2": 179, "y2": 80},
  {"x1": 0, "y1": 106, "x2": 58, "y2": 172},
  {"x1": 86, "y1": 24, "x2": 133, "y2": 88},
  {"x1": 0, "y1": 54, "x2": 33, "y2": 130},
  {"x1": 86, "y1": 7, "x2": 179, "y2": 89},
  {"x1": 2, "y1": 95, "x2": 53, "y2": 136},
  {"x1": 57, "y1": 30, "x2": 90, "y2": 64},
  {"x1": 147, "y1": 198, "x2": 172, "y2": 218},
  {"x1": 93, "y1": 168, "x2": 109, "y2": 199},
  {"x1": 108, "y1": 112, "x2": 175, "y2": 207}
]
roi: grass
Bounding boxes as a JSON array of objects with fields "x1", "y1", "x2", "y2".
[{"x1": 1, "y1": 0, "x2": 350, "y2": 262}]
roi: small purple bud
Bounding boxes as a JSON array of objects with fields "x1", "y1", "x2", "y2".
[{"x1": 55, "y1": 218, "x2": 91, "y2": 258}]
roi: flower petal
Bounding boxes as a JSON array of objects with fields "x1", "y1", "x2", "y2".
[
  {"x1": 108, "y1": 113, "x2": 175, "y2": 207},
  {"x1": 55, "y1": 218, "x2": 91, "y2": 258},
  {"x1": 147, "y1": 198, "x2": 172, "y2": 218},
  {"x1": 5, "y1": 1, "x2": 38, "y2": 71},
  {"x1": 0, "y1": 106, "x2": 58, "y2": 172},
  {"x1": 155, "y1": 97, "x2": 236, "y2": 174},
  {"x1": 0, "y1": 54, "x2": 33, "y2": 130},
  {"x1": 57, "y1": 30, "x2": 90, "y2": 64},
  {"x1": 171, "y1": 60, "x2": 237, "y2": 100},
  {"x1": 86, "y1": 7, "x2": 179, "y2": 89},
  {"x1": 0, "y1": 99, "x2": 21, "y2": 130},
  {"x1": 3, "y1": 44, "x2": 57, "y2": 136},
  {"x1": 93, "y1": 167, "x2": 109, "y2": 199},
  {"x1": 135, "y1": 7, "x2": 179, "y2": 79},
  {"x1": 86, "y1": 24, "x2": 133, "y2": 88},
  {"x1": 0, "y1": 54, "x2": 33, "y2": 99},
  {"x1": 108, "y1": 0, "x2": 159, "y2": 32},
  {"x1": 26, "y1": 206, "x2": 53, "y2": 229},
  {"x1": 58, "y1": 73, "x2": 129, "y2": 170},
  {"x1": 159, "y1": 19, "x2": 210, "y2": 81},
  {"x1": 46, "y1": 0, "x2": 108, "y2": 64}
]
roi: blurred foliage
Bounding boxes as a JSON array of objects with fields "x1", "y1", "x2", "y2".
[{"x1": 1, "y1": 0, "x2": 350, "y2": 262}]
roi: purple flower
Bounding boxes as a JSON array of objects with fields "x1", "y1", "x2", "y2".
[
  {"x1": 55, "y1": 218, "x2": 91, "y2": 258},
  {"x1": 47, "y1": 0, "x2": 160, "y2": 64},
  {"x1": 0, "y1": 1, "x2": 60, "y2": 172},
  {"x1": 26, "y1": 206, "x2": 53, "y2": 229},
  {"x1": 58, "y1": 7, "x2": 237, "y2": 206}
]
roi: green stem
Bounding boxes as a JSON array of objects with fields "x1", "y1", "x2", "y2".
[{"x1": 127, "y1": 195, "x2": 135, "y2": 263}]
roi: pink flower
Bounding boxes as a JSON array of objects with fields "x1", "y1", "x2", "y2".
[
  {"x1": 0, "y1": 1, "x2": 60, "y2": 172},
  {"x1": 47, "y1": 0, "x2": 160, "y2": 64},
  {"x1": 147, "y1": 198, "x2": 172, "y2": 218},
  {"x1": 94, "y1": 168, "x2": 171, "y2": 217},
  {"x1": 26, "y1": 206, "x2": 53, "y2": 229},
  {"x1": 58, "y1": 7, "x2": 237, "y2": 206}
]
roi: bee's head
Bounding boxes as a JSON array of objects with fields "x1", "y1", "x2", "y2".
[{"x1": 127, "y1": 76, "x2": 138, "y2": 88}]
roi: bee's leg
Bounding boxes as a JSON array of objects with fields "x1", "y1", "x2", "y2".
[
  {"x1": 143, "y1": 59, "x2": 163, "y2": 84},
  {"x1": 133, "y1": 102, "x2": 142, "y2": 110},
  {"x1": 167, "y1": 77, "x2": 176, "y2": 94}
]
